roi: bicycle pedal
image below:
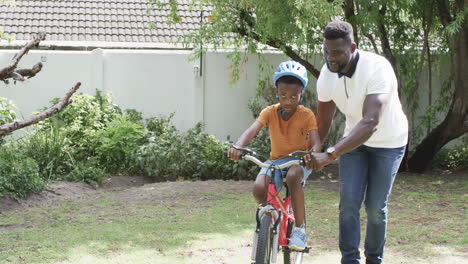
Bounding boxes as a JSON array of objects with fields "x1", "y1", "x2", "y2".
[{"x1": 285, "y1": 246, "x2": 310, "y2": 253}]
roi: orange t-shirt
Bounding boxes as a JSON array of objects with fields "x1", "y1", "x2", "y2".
[{"x1": 257, "y1": 104, "x2": 318, "y2": 160}]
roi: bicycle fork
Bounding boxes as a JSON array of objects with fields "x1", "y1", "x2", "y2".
[{"x1": 251, "y1": 205, "x2": 281, "y2": 263}]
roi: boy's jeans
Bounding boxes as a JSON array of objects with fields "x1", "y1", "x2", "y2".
[{"x1": 338, "y1": 145, "x2": 405, "y2": 264}]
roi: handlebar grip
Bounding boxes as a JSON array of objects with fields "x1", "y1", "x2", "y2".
[{"x1": 231, "y1": 145, "x2": 256, "y2": 155}]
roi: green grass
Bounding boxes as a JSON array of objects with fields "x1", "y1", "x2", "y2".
[
  {"x1": 0, "y1": 172, "x2": 466, "y2": 263},
  {"x1": 0, "y1": 192, "x2": 256, "y2": 264}
]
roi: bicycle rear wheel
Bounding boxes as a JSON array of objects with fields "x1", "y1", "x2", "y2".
[{"x1": 255, "y1": 215, "x2": 273, "y2": 264}]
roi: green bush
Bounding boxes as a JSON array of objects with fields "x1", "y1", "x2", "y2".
[
  {"x1": 35, "y1": 90, "x2": 122, "y2": 161},
  {"x1": 18, "y1": 127, "x2": 74, "y2": 180},
  {"x1": 0, "y1": 96, "x2": 17, "y2": 145},
  {"x1": 146, "y1": 112, "x2": 177, "y2": 136},
  {"x1": 65, "y1": 159, "x2": 106, "y2": 187},
  {"x1": 96, "y1": 116, "x2": 145, "y2": 174},
  {"x1": 132, "y1": 115, "x2": 182, "y2": 180},
  {"x1": 0, "y1": 145, "x2": 45, "y2": 199},
  {"x1": 133, "y1": 115, "x2": 256, "y2": 181},
  {"x1": 433, "y1": 145, "x2": 468, "y2": 170}
]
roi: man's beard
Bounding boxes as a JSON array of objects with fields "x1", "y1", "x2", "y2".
[{"x1": 326, "y1": 60, "x2": 347, "y2": 73}]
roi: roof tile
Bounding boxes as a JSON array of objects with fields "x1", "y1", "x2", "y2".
[{"x1": 1, "y1": 0, "x2": 211, "y2": 46}]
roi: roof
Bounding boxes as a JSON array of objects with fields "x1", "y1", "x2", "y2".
[{"x1": 0, "y1": 0, "x2": 208, "y2": 49}]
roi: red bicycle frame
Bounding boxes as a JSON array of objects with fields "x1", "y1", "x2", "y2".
[{"x1": 266, "y1": 182, "x2": 294, "y2": 246}]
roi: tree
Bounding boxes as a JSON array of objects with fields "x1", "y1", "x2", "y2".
[
  {"x1": 150, "y1": 0, "x2": 467, "y2": 173},
  {"x1": 0, "y1": 32, "x2": 81, "y2": 135},
  {"x1": 342, "y1": 0, "x2": 467, "y2": 172}
]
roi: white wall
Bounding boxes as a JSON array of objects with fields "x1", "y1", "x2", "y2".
[
  {"x1": 0, "y1": 50, "x2": 94, "y2": 119},
  {"x1": 0, "y1": 48, "x2": 287, "y2": 140}
]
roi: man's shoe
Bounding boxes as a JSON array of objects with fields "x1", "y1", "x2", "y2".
[{"x1": 288, "y1": 225, "x2": 307, "y2": 251}]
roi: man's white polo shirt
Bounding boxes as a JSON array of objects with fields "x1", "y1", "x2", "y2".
[{"x1": 317, "y1": 50, "x2": 408, "y2": 148}]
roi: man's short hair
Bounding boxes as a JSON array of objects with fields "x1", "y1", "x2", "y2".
[{"x1": 323, "y1": 21, "x2": 354, "y2": 42}]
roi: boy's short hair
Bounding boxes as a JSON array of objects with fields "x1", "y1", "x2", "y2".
[
  {"x1": 276, "y1": 75, "x2": 303, "y2": 88},
  {"x1": 323, "y1": 21, "x2": 354, "y2": 43}
]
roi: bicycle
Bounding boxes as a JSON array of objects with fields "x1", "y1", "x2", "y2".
[{"x1": 229, "y1": 145, "x2": 310, "y2": 264}]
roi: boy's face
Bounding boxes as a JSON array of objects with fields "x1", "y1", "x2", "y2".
[{"x1": 276, "y1": 82, "x2": 303, "y2": 114}]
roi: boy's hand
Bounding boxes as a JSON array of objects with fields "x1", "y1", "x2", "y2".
[
  {"x1": 227, "y1": 147, "x2": 243, "y2": 162},
  {"x1": 303, "y1": 153, "x2": 315, "y2": 170}
]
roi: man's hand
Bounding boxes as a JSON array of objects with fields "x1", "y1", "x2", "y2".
[
  {"x1": 227, "y1": 147, "x2": 243, "y2": 162},
  {"x1": 310, "y1": 152, "x2": 334, "y2": 171}
]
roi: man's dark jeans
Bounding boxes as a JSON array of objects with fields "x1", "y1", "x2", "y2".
[{"x1": 338, "y1": 145, "x2": 405, "y2": 264}]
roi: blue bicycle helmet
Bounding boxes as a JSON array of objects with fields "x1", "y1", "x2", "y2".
[{"x1": 273, "y1": 61, "x2": 308, "y2": 90}]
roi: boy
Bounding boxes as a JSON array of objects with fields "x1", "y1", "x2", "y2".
[{"x1": 227, "y1": 60, "x2": 321, "y2": 251}]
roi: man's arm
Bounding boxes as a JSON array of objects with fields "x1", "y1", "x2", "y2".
[
  {"x1": 312, "y1": 93, "x2": 388, "y2": 170},
  {"x1": 317, "y1": 101, "x2": 337, "y2": 143},
  {"x1": 227, "y1": 121, "x2": 263, "y2": 161}
]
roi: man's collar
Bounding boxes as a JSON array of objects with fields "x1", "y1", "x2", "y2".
[{"x1": 338, "y1": 51, "x2": 360, "y2": 78}]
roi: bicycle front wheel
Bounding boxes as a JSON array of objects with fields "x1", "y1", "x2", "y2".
[{"x1": 255, "y1": 215, "x2": 273, "y2": 264}]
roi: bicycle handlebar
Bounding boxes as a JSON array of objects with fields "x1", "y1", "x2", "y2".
[{"x1": 230, "y1": 145, "x2": 308, "y2": 168}]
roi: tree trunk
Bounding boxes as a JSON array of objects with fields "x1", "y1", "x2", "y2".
[{"x1": 407, "y1": 16, "x2": 468, "y2": 173}]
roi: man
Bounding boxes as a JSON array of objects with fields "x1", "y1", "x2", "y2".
[{"x1": 309, "y1": 21, "x2": 408, "y2": 264}]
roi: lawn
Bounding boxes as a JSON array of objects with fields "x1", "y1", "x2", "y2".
[{"x1": 0, "y1": 170, "x2": 466, "y2": 264}]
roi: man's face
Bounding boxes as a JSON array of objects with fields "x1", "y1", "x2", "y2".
[
  {"x1": 323, "y1": 38, "x2": 355, "y2": 73},
  {"x1": 276, "y1": 82, "x2": 302, "y2": 114}
]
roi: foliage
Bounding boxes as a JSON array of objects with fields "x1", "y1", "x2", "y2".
[
  {"x1": 432, "y1": 144, "x2": 468, "y2": 170},
  {"x1": 65, "y1": 159, "x2": 106, "y2": 187},
  {"x1": 35, "y1": 90, "x2": 122, "y2": 161},
  {"x1": 149, "y1": 0, "x2": 341, "y2": 83},
  {"x1": 95, "y1": 116, "x2": 145, "y2": 174},
  {"x1": 0, "y1": 96, "x2": 16, "y2": 145},
  {"x1": 123, "y1": 108, "x2": 144, "y2": 125},
  {"x1": 133, "y1": 115, "x2": 256, "y2": 181},
  {"x1": 131, "y1": 115, "x2": 180, "y2": 179},
  {"x1": 18, "y1": 127, "x2": 74, "y2": 180},
  {"x1": 0, "y1": 144, "x2": 45, "y2": 199},
  {"x1": 146, "y1": 112, "x2": 177, "y2": 137}
]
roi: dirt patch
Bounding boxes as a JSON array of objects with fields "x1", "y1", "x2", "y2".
[
  {"x1": 0, "y1": 163, "x2": 337, "y2": 214},
  {"x1": 0, "y1": 177, "x2": 255, "y2": 214}
]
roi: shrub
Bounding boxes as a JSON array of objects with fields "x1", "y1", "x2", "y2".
[
  {"x1": 95, "y1": 116, "x2": 145, "y2": 174},
  {"x1": 65, "y1": 159, "x2": 106, "y2": 187},
  {"x1": 432, "y1": 145, "x2": 468, "y2": 170},
  {"x1": 35, "y1": 90, "x2": 122, "y2": 161},
  {"x1": 18, "y1": 127, "x2": 74, "y2": 180},
  {"x1": 0, "y1": 96, "x2": 17, "y2": 145},
  {"x1": 133, "y1": 115, "x2": 257, "y2": 180},
  {"x1": 0, "y1": 144, "x2": 45, "y2": 199},
  {"x1": 124, "y1": 109, "x2": 144, "y2": 125},
  {"x1": 132, "y1": 115, "x2": 181, "y2": 179}
]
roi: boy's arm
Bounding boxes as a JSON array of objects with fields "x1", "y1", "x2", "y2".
[{"x1": 227, "y1": 121, "x2": 263, "y2": 161}]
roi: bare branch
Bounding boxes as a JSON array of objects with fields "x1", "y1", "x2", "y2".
[
  {"x1": 362, "y1": 30, "x2": 380, "y2": 54},
  {"x1": 343, "y1": 0, "x2": 359, "y2": 45},
  {"x1": 376, "y1": 5, "x2": 397, "y2": 71},
  {"x1": 0, "y1": 82, "x2": 81, "y2": 135},
  {"x1": 16, "y1": 62, "x2": 43, "y2": 79},
  {"x1": 0, "y1": 32, "x2": 46, "y2": 80},
  {"x1": 232, "y1": 7, "x2": 321, "y2": 78}
]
